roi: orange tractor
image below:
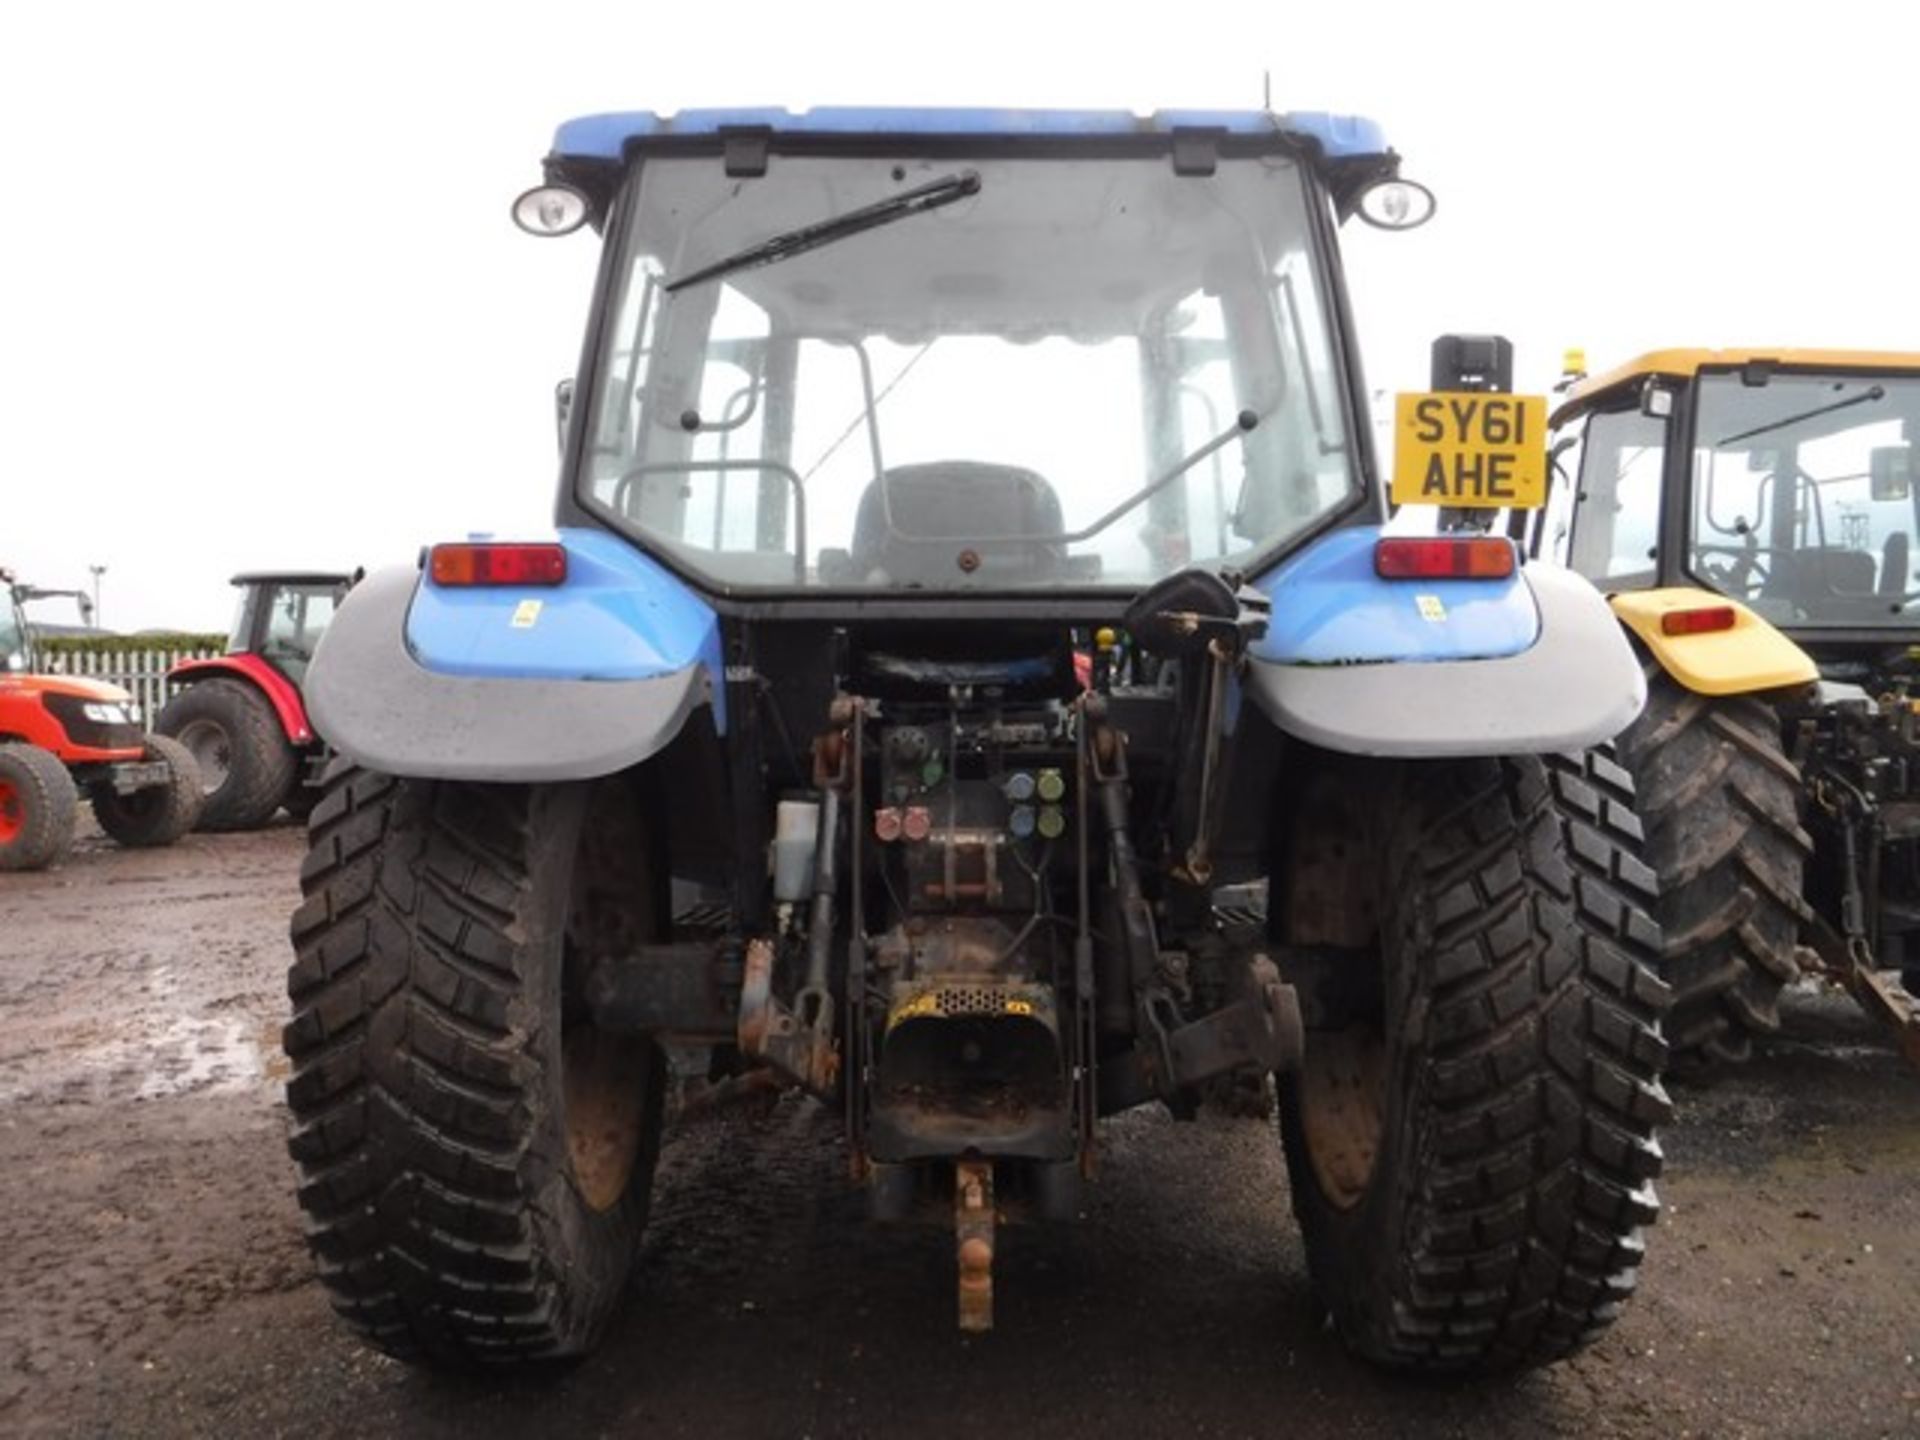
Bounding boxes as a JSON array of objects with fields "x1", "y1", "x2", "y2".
[{"x1": 0, "y1": 567, "x2": 202, "y2": 870}]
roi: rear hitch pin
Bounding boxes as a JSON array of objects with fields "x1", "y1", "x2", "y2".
[{"x1": 955, "y1": 1158, "x2": 995, "y2": 1333}]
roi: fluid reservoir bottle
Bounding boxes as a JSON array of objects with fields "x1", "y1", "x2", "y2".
[{"x1": 772, "y1": 797, "x2": 821, "y2": 902}]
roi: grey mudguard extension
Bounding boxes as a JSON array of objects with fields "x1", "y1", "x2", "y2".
[
  {"x1": 305, "y1": 567, "x2": 712, "y2": 783},
  {"x1": 1246, "y1": 564, "x2": 1646, "y2": 757}
]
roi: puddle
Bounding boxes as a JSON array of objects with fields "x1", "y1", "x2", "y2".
[
  {"x1": 0, "y1": 965, "x2": 270, "y2": 1105},
  {"x1": 0, "y1": 1013, "x2": 266, "y2": 1105},
  {"x1": 136, "y1": 1014, "x2": 265, "y2": 1100}
]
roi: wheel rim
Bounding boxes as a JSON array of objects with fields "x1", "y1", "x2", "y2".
[
  {"x1": 0, "y1": 778, "x2": 21, "y2": 844},
  {"x1": 174, "y1": 718, "x2": 231, "y2": 794},
  {"x1": 1297, "y1": 1026, "x2": 1389, "y2": 1211},
  {"x1": 562, "y1": 1022, "x2": 649, "y2": 1212}
]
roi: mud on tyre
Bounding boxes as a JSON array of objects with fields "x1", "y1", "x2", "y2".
[
  {"x1": 1614, "y1": 670, "x2": 1809, "y2": 1067},
  {"x1": 283, "y1": 762, "x2": 668, "y2": 1366},
  {"x1": 1276, "y1": 748, "x2": 1671, "y2": 1376}
]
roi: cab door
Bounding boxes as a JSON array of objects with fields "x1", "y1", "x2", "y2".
[{"x1": 1555, "y1": 405, "x2": 1671, "y2": 591}]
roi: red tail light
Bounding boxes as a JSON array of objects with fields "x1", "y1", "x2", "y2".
[
  {"x1": 428, "y1": 543, "x2": 568, "y2": 587},
  {"x1": 1660, "y1": 604, "x2": 1737, "y2": 636},
  {"x1": 1374, "y1": 537, "x2": 1517, "y2": 580}
]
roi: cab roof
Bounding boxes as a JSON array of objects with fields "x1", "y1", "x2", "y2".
[
  {"x1": 1555, "y1": 347, "x2": 1920, "y2": 424},
  {"x1": 551, "y1": 106, "x2": 1387, "y2": 163}
]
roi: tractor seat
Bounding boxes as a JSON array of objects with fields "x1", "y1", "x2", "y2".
[
  {"x1": 848, "y1": 462, "x2": 1067, "y2": 585},
  {"x1": 1764, "y1": 546, "x2": 1876, "y2": 604},
  {"x1": 1880, "y1": 531, "x2": 1911, "y2": 598}
]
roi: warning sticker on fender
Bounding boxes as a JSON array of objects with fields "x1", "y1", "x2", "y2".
[
  {"x1": 1392, "y1": 391, "x2": 1548, "y2": 509},
  {"x1": 511, "y1": 599, "x2": 543, "y2": 629}
]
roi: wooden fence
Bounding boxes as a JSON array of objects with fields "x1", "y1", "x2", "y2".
[{"x1": 39, "y1": 647, "x2": 224, "y2": 728}]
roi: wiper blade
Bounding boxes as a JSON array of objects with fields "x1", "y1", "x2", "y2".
[
  {"x1": 664, "y1": 170, "x2": 982, "y2": 294},
  {"x1": 1056, "y1": 411, "x2": 1261, "y2": 545},
  {"x1": 1717, "y1": 385, "x2": 1885, "y2": 447}
]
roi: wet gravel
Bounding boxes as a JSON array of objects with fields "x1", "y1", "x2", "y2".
[{"x1": 1, "y1": 823, "x2": 1917, "y2": 1439}]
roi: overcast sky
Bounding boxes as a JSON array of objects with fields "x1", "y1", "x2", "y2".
[{"x1": 5, "y1": 1, "x2": 1916, "y2": 632}]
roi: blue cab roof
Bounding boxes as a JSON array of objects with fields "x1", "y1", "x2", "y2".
[{"x1": 551, "y1": 107, "x2": 1388, "y2": 163}]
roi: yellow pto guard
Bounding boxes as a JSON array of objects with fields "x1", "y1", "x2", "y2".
[{"x1": 1608, "y1": 589, "x2": 1820, "y2": 696}]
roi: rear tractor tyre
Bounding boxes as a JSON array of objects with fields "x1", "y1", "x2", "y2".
[
  {"x1": 0, "y1": 742, "x2": 79, "y2": 871},
  {"x1": 1277, "y1": 749, "x2": 1672, "y2": 1376},
  {"x1": 92, "y1": 734, "x2": 205, "y2": 848},
  {"x1": 156, "y1": 676, "x2": 297, "y2": 831},
  {"x1": 284, "y1": 762, "x2": 668, "y2": 1367},
  {"x1": 1614, "y1": 673, "x2": 1809, "y2": 1068}
]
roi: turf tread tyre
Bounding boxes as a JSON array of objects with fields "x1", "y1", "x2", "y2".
[
  {"x1": 283, "y1": 761, "x2": 665, "y2": 1367},
  {"x1": 0, "y1": 742, "x2": 79, "y2": 871},
  {"x1": 1281, "y1": 749, "x2": 1672, "y2": 1376},
  {"x1": 157, "y1": 676, "x2": 297, "y2": 831},
  {"x1": 91, "y1": 734, "x2": 204, "y2": 848},
  {"x1": 1613, "y1": 668, "x2": 1809, "y2": 1067}
]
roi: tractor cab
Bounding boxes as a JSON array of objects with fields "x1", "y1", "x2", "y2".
[
  {"x1": 1, "y1": 575, "x2": 31, "y2": 672},
  {"x1": 2, "y1": 567, "x2": 95, "y2": 673},
  {"x1": 1544, "y1": 350, "x2": 1920, "y2": 649},
  {"x1": 227, "y1": 572, "x2": 352, "y2": 688}
]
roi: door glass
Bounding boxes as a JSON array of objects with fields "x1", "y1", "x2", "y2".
[{"x1": 1567, "y1": 409, "x2": 1666, "y2": 585}]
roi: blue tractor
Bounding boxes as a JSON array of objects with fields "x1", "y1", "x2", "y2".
[{"x1": 284, "y1": 108, "x2": 1671, "y2": 1375}]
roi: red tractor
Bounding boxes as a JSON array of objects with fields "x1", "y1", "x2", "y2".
[
  {"x1": 0, "y1": 568, "x2": 202, "y2": 870},
  {"x1": 156, "y1": 572, "x2": 351, "y2": 830}
]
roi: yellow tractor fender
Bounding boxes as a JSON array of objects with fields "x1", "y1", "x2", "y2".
[{"x1": 1608, "y1": 588, "x2": 1818, "y2": 695}]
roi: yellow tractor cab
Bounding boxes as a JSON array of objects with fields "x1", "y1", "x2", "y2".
[{"x1": 1539, "y1": 349, "x2": 1920, "y2": 1068}]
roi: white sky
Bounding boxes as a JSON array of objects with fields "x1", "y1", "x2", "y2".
[{"x1": 5, "y1": 0, "x2": 1916, "y2": 631}]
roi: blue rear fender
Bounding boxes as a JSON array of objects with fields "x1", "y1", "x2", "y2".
[
  {"x1": 1249, "y1": 527, "x2": 1538, "y2": 666},
  {"x1": 406, "y1": 528, "x2": 726, "y2": 713},
  {"x1": 1243, "y1": 526, "x2": 1644, "y2": 757},
  {"x1": 303, "y1": 528, "x2": 724, "y2": 783}
]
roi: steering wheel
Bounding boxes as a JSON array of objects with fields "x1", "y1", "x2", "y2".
[{"x1": 1695, "y1": 543, "x2": 1769, "y2": 595}]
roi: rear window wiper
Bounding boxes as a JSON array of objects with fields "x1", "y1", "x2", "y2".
[
  {"x1": 664, "y1": 170, "x2": 982, "y2": 294},
  {"x1": 1717, "y1": 384, "x2": 1885, "y2": 446}
]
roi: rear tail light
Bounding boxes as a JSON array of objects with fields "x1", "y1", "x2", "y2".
[
  {"x1": 1660, "y1": 604, "x2": 1737, "y2": 636},
  {"x1": 428, "y1": 543, "x2": 568, "y2": 587},
  {"x1": 1374, "y1": 537, "x2": 1517, "y2": 580}
]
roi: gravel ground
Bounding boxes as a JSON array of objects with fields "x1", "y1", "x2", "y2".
[{"x1": 1, "y1": 822, "x2": 1916, "y2": 1439}]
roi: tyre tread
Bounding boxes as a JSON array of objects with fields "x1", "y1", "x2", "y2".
[
  {"x1": 0, "y1": 742, "x2": 79, "y2": 871},
  {"x1": 283, "y1": 761, "x2": 580, "y2": 1366},
  {"x1": 1288, "y1": 748, "x2": 1673, "y2": 1376},
  {"x1": 1616, "y1": 672, "x2": 1806, "y2": 1066}
]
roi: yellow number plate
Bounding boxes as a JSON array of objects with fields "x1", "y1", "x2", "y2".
[{"x1": 1391, "y1": 391, "x2": 1548, "y2": 509}]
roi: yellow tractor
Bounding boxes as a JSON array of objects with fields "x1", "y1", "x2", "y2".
[{"x1": 1541, "y1": 349, "x2": 1920, "y2": 1068}]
